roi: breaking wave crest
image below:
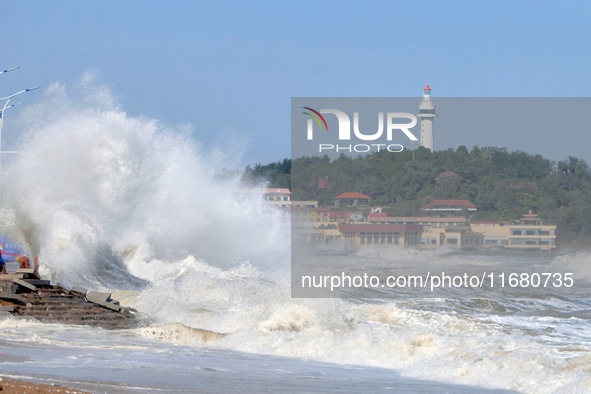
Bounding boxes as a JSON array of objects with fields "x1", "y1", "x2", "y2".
[{"x1": 0, "y1": 74, "x2": 289, "y2": 287}]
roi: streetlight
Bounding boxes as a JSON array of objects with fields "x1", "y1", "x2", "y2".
[
  {"x1": 0, "y1": 102, "x2": 23, "y2": 154},
  {"x1": 0, "y1": 87, "x2": 39, "y2": 155},
  {"x1": 0, "y1": 66, "x2": 19, "y2": 76}
]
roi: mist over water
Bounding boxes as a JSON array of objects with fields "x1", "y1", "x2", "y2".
[{"x1": 0, "y1": 77, "x2": 590, "y2": 393}]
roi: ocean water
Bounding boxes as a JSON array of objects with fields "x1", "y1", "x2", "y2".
[{"x1": 1, "y1": 77, "x2": 590, "y2": 393}]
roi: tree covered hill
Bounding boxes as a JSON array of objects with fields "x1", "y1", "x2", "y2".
[{"x1": 242, "y1": 147, "x2": 591, "y2": 245}]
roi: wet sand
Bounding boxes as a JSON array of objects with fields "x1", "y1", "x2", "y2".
[{"x1": 0, "y1": 377, "x2": 91, "y2": 393}]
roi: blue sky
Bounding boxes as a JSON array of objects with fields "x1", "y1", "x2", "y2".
[{"x1": 2, "y1": 1, "x2": 591, "y2": 165}]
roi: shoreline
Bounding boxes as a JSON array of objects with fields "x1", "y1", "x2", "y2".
[{"x1": 0, "y1": 377, "x2": 91, "y2": 393}]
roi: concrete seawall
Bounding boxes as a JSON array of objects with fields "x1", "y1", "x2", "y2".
[{"x1": 0, "y1": 269, "x2": 144, "y2": 329}]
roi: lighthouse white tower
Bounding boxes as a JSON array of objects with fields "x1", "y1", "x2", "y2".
[{"x1": 418, "y1": 84, "x2": 436, "y2": 152}]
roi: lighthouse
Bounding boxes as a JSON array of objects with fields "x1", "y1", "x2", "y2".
[{"x1": 418, "y1": 84, "x2": 436, "y2": 152}]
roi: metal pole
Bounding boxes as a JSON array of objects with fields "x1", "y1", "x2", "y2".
[
  {"x1": 0, "y1": 87, "x2": 39, "y2": 155},
  {"x1": 0, "y1": 86, "x2": 40, "y2": 101},
  {"x1": 0, "y1": 67, "x2": 19, "y2": 76},
  {"x1": 0, "y1": 102, "x2": 22, "y2": 154}
]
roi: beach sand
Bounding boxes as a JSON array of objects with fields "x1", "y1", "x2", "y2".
[{"x1": 0, "y1": 377, "x2": 91, "y2": 393}]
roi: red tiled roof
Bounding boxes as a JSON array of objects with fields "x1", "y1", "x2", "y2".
[
  {"x1": 265, "y1": 188, "x2": 291, "y2": 194},
  {"x1": 334, "y1": 192, "x2": 371, "y2": 200}
]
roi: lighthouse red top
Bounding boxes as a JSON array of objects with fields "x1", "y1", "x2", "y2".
[{"x1": 424, "y1": 84, "x2": 431, "y2": 91}]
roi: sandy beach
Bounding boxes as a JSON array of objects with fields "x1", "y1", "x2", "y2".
[{"x1": 0, "y1": 377, "x2": 90, "y2": 394}]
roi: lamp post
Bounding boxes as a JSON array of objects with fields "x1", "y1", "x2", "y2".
[
  {"x1": 0, "y1": 66, "x2": 19, "y2": 77},
  {"x1": 0, "y1": 87, "x2": 39, "y2": 155},
  {"x1": 0, "y1": 66, "x2": 20, "y2": 152}
]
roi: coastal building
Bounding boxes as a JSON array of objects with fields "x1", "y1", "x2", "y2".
[
  {"x1": 471, "y1": 213, "x2": 557, "y2": 252},
  {"x1": 354, "y1": 211, "x2": 556, "y2": 251},
  {"x1": 338, "y1": 223, "x2": 423, "y2": 247},
  {"x1": 469, "y1": 220, "x2": 512, "y2": 247},
  {"x1": 367, "y1": 214, "x2": 474, "y2": 249},
  {"x1": 293, "y1": 223, "x2": 343, "y2": 244},
  {"x1": 417, "y1": 84, "x2": 436, "y2": 152},
  {"x1": 267, "y1": 189, "x2": 556, "y2": 251},
  {"x1": 263, "y1": 188, "x2": 318, "y2": 209},
  {"x1": 419, "y1": 226, "x2": 484, "y2": 249},
  {"x1": 264, "y1": 188, "x2": 291, "y2": 207},
  {"x1": 368, "y1": 213, "x2": 468, "y2": 228},
  {"x1": 291, "y1": 207, "x2": 367, "y2": 224},
  {"x1": 334, "y1": 192, "x2": 371, "y2": 207},
  {"x1": 291, "y1": 200, "x2": 318, "y2": 208}
]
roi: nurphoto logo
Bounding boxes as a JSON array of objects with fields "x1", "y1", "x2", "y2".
[{"x1": 301, "y1": 106, "x2": 418, "y2": 154}]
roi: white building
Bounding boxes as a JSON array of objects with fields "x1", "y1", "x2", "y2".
[
  {"x1": 418, "y1": 84, "x2": 436, "y2": 152},
  {"x1": 263, "y1": 188, "x2": 318, "y2": 209},
  {"x1": 264, "y1": 188, "x2": 291, "y2": 207}
]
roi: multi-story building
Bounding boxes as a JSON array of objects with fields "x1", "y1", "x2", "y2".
[
  {"x1": 367, "y1": 214, "x2": 477, "y2": 249},
  {"x1": 348, "y1": 211, "x2": 557, "y2": 251},
  {"x1": 472, "y1": 213, "x2": 556, "y2": 252},
  {"x1": 264, "y1": 188, "x2": 318, "y2": 209},
  {"x1": 338, "y1": 223, "x2": 423, "y2": 247},
  {"x1": 263, "y1": 188, "x2": 291, "y2": 207}
]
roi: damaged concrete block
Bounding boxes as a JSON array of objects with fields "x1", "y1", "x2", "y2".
[
  {"x1": 0, "y1": 292, "x2": 23, "y2": 302},
  {"x1": 26, "y1": 280, "x2": 51, "y2": 287},
  {"x1": 12, "y1": 278, "x2": 37, "y2": 292},
  {"x1": 14, "y1": 268, "x2": 41, "y2": 280},
  {"x1": 86, "y1": 291, "x2": 112, "y2": 303},
  {"x1": 85, "y1": 291, "x2": 121, "y2": 312},
  {"x1": 71, "y1": 286, "x2": 88, "y2": 297}
]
